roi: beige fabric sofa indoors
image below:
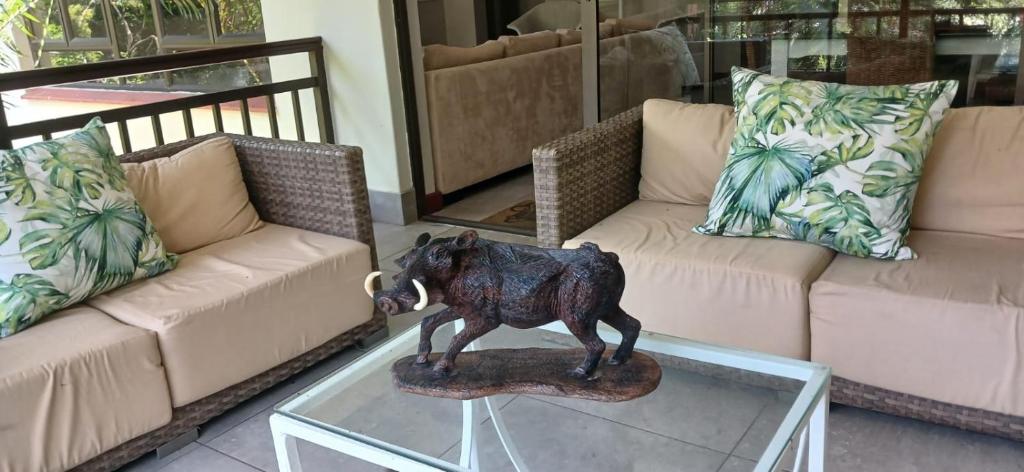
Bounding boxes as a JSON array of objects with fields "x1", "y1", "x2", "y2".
[
  {"x1": 0, "y1": 134, "x2": 385, "y2": 472},
  {"x1": 423, "y1": 20, "x2": 701, "y2": 195},
  {"x1": 534, "y1": 99, "x2": 1024, "y2": 441}
]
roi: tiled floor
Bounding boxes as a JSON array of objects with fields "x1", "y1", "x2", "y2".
[
  {"x1": 120, "y1": 221, "x2": 1024, "y2": 472},
  {"x1": 433, "y1": 172, "x2": 534, "y2": 222}
]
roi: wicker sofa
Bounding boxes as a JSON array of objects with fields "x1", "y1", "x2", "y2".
[
  {"x1": 533, "y1": 100, "x2": 1024, "y2": 441},
  {"x1": 0, "y1": 134, "x2": 386, "y2": 472}
]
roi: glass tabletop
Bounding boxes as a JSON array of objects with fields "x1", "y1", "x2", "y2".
[{"x1": 275, "y1": 322, "x2": 829, "y2": 472}]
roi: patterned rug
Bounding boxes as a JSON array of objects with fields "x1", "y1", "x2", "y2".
[{"x1": 481, "y1": 200, "x2": 536, "y2": 230}]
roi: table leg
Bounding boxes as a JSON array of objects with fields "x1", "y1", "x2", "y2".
[
  {"x1": 808, "y1": 391, "x2": 829, "y2": 472},
  {"x1": 270, "y1": 415, "x2": 303, "y2": 472}
]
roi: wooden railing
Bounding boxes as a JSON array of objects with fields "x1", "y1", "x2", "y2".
[{"x1": 0, "y1": 37, "x2": 333, "y2": 151}]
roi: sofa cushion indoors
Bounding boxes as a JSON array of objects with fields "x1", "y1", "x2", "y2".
[
  {"x1": 912, "y1": 106, "x2": 1024, "y2": 240},
  {"x1": 123, "y1": 136, "x2": 263, "y2": 253},
  {"x1": 422, "y1": 40, "x2": 504, "y2": 71},
  {"x1": 498, "y1": 30, "x2": 560, "y2": 57},
  {"x1": 810, "y1": 230, "x2": 1024, "y2": 417},
  {"x1": 639, "y1": 100, "x2": 734, "y2": 205},
  {"x1": 696, "y1": 67, "x2": 958, "y2": 260},
  {"x1": 0, "y1": 306, "x2": 171, "y2": 472},
  {"x1": 86, "y1": 223, "x2": 374, "y2": 406},
  {"x1": 565, "y1": 200, "x2": 834, "y2": 359},
  {"x1": 0, "y1": 117, "x2": 177, "y2": 338}
]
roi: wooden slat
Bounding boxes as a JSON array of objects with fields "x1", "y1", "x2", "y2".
[
  {"x1": 307, "y1": 46, "x2": 335, "y2": 143},
  {"x1": 117, "y1": 120, "x2": 132, "y2": 153},
  {"x1": 212, "y1": 103, "x2": 225, "y2": 132},
  {"x1": 5, "y1": 78, "x2": 316, "y2": 141},
  {"x1": 266, "y1": 94, "x2": 280, "y2": 139},
  {"x1": 151, "y1": 115, "x2": 164, "y2": 146},
  {"x1": 291, "y1": 90, "x2": 305, "y2": 141},
  {"x1": 182, "y1": 108, "x2": 195, "y2": 138},
  {"x1": 240, "y1": 99, "x2": 253, "y2": 135}
]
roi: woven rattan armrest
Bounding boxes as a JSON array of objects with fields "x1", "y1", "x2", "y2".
[
  {"x1": 532, "y1": 106, "x2": 643, "y2": 248},
  {"x1": 120, "y1": 134, "x2": 377, "y2": 266}
]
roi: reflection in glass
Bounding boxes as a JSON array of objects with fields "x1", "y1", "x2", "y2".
[
  {"x1": 594, "y1": 0, "x2": 1021, "y2": 110},
  {"x1": 67, "y1": 0, "x2": 108, "y2": 39},
  {"x1": 214, "y1": 0, "x2": 265, "y2": 36},
  {"x1": 159, "y1": 0, "x2": 210, "y2": 37}
]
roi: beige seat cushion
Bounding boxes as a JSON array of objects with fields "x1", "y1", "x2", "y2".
[
  {"x1": 912, "y1": 106, "x2": 1024, "y2": 239},
  {"x1": 810, "y1": 230, "x2": 1024, "y2": 417},
  {"x1": 639, "y1": 100, "x2": 735, "y2": 205},
  {"x1": 123, "y1": 136, "x2": 263, "y2": 253},
  {"x1": 423, "y1": 40, "x2": 505, "y2": 71},
  {"x1": 565, "y1": 200, "x2": 834, "y2": 359},
  {"x1": 0, "y1": 306, "x2": 171, "y2": 472},
  {"x1": 87, "y1": 224, "x2": 374, "y2": 406},
  {"x1": 499, "y1": 31, "x2": 560, "y2": 57}
]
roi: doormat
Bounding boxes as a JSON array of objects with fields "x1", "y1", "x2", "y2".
[{"x1": 481, "y1": 200, "x2": 536, "y2": 230}]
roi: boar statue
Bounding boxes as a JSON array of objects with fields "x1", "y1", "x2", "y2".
[{"x1": 364, "y1": 230, "x2": 641, "y2": 379}]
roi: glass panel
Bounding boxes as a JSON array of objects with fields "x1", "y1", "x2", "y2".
[
  {"x1": 593, "y1": 0, "x2": 1023, "y2": 112},
  {"x1": 110, "y1": 0, "x2": 159, "y2": 58},
  {"x1": 33, "y1": 1, "x2": 66, "y2": 41},
  {"x1": 47, "y1": 50, "x2": 111, "y2": 67},
  {"x1": 158, "y1": 0, "x2": 210, "y2": 37},
  {"x1": 214, "y1": 0, "x2": 264, "y2": 35},
  {"x1": 278, "y1": 324, "x2": 809, "y2": 471},
  {"x1": 67, "y1": 0, "x2": 108, "y2": 39}
]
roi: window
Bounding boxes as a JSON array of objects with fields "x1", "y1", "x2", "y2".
[{"x1": 14, "y1": 0, "x2": 267, "y2": 91}]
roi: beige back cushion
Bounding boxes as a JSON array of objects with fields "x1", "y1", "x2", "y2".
[
  {"x1": 639, "y1": 99, "x2": 736, "y2": 205},
  {"x1": 123, "y1": 136, "x2": 263, "y2": 253},
  {"x1": 556, "y1": 28, "x2": 582, "y2": 46},
  {"x1": 499, "y1": 31, "x2": 560, "y2": 57},
  {"x1": 422, "y1": 40, "x2": 504, "y2": 71},
  {"x1": 912, "y1": 106, "x2": 1024, "y2": 239}
]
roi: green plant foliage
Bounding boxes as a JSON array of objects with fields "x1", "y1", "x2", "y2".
[
  {"x1": 696, "y1": 67, "x2": 958, "y2": 260},
  {"x1": 0, "y1": 118, "x2": 177, "y2": 337}
]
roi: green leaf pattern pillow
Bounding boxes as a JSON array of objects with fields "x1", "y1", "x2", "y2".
[
  {"x1": 0, "y1": 118, "x2": 177, "y2": 337},
  {"x1": 695, "y1": 67, "x2": 957, "y2": 260}
]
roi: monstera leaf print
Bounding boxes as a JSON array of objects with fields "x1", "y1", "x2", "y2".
[
  {"x1": 0, "y1": 117, "x2": 176, "y2": 337},
  {"x1": 706, "y1": 134, "x2": 812, "y2": 234},
  {"x1": 806, "y1": 84, "x2": 899, "y2": 137},
  {"x1": 697, "y1": 67, "x2": 957, "y2": 260},
  {"x1": 752, "y1": 78, "x2": 813, "y2": 135},
  {"x1": 812, "y1": 135, "x2": 875, "y2": 176},
  {"x1": 0, "y1": 274, "x2": 69, "y2": 337},
  {"x1": 806, "y1": 183, "x2": 881, "y2": 257}
]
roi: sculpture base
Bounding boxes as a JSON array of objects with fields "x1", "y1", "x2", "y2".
[{"x1": 391, "y1": 348, "x2": 661, "y2": 402}]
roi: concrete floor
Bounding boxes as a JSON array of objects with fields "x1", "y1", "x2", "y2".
[{"x1": 120, "y1": 221, "x2": 1024, "y2": 472}]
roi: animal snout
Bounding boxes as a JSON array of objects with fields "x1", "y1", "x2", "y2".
[{"x1": 375, "y1": 295, "x2": 400, "y2": 316}]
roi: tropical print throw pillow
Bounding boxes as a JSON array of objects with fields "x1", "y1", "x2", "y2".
[
  {"x1": 0, "y1": 117, "x2": 177, "y2": 337},
  {"x1": 695, "y1": 67, "x2": 957, "y2": 260}
]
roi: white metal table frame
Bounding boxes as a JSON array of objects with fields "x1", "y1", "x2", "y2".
[{"x1": 270, "y1": 321, "x2": 831, "y2": 472}]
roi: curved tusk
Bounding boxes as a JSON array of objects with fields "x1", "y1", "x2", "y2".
[
  {"x1": 412, "y1": 279, "x2": 428, "y2": 311},
  {"x1": 363, "y1": 271, "x2": 381, "y2": 298}
]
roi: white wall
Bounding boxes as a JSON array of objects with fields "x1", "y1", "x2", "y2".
[{"x1": 259, "y1": 0, "x2": 413, "y2": 197}]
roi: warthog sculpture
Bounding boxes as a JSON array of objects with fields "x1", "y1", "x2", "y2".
[{"x1": 364, "y1": 230, "x2": 641, "y2": 378}]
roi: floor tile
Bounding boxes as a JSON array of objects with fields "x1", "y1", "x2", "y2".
[
  {"x1": 160, "y1": 445, "x2": 260, "y2": 472},
  {"x1": 119, "y1": 442, "x2": 202, "y2": 472},
  {"x1": 730, "y1": 392, "x2": 799, "y2": 462},
  {"x1": 434, "y1": 173, "x2": 535, "y2": 222},
  {"x1": 718, "y1": 456, "x2": 756, "y2": 472},
  {"x1": 533, "y1": 365, "x2": 772, "y2": 453},
  {"x1": 439, "y1": 396, "x2": 727, "y2": 472},
  {"x1": 822, "y1": 405, "x2": 1024, "y2": 472},
  {"x1": 373, "y1": 221, "x2": 452, "y2": 261}
]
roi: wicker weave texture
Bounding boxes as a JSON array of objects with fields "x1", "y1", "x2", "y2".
[
  {"x1": 122, "y1": 134, "x2": 379, "y2": 267},
  {"x1": 533, "y1": 106, "x2": 643, "y2": 248},
  {"x1": 833, "y1": 376, "x2": 1024, "y2": 442},
  {"x1": 845, "y1": 37, "x2": 934, "y2": 86}
]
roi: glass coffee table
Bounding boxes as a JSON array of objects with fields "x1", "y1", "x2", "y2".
[{"x1": 271, "y1": 321, "x2": 830, "y2": 472}]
